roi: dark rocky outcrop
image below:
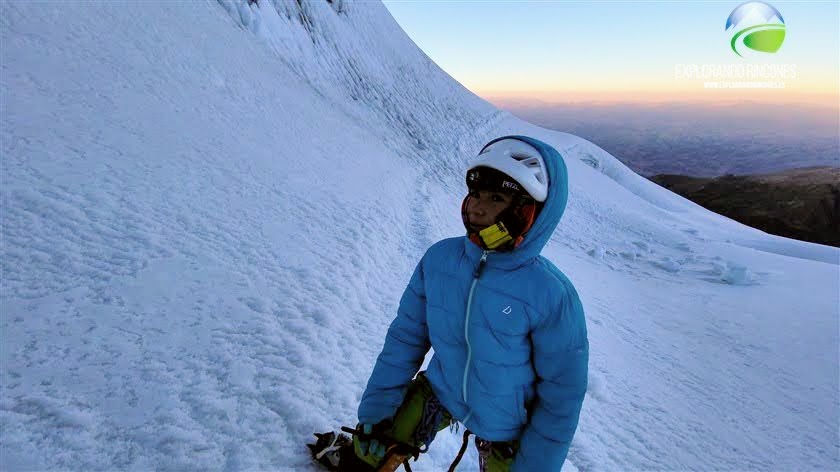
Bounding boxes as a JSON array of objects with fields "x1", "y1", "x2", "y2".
[{"x1": 650, "y1": 167, "x2": 840, "y2": 247}]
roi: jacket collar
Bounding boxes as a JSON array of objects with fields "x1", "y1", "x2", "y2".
[{"x1": 462, "y1": 236, "x2": 532, "y2": 271}]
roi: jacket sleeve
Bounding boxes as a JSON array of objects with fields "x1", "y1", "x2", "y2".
[
  {"x1": 512, "y1": 280, "x2": 588, "y2": 471},
  {"x1": 357, "y1": 256, "x2": 431, "y2": 425}
]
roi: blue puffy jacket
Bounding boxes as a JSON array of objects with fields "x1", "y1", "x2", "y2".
[{"x1": 358, "y1": 136, "x2": 588, "y2": 471}]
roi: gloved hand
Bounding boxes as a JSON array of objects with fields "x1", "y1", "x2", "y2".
[
  {"x1": 356, "y1": 423, "x2": 387, "y2": 460},
  {"x1": 353, "y1": 419, "x2": 395, "y2": 468}
]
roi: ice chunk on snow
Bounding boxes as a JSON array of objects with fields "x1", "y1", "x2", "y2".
[{"x1": 721, "y1": 262, "x2": 756, "y2": 285}]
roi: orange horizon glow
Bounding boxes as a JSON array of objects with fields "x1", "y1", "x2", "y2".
[
  {"x1": 450, "y1": 65, "x2": 839, "y2": 108},
  {"x1": 474, "y1": 88, "x2": 840, "y2": 108}
]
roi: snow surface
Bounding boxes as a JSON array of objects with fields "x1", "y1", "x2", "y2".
[{"x1": 1, "y1": 1, "x2": 838, "y2": 471}]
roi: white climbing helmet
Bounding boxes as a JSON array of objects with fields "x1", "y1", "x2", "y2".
[{"x1": 468, "y1": 138, "x2": 550, "y2": 202}]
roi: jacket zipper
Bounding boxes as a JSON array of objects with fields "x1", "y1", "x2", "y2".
[{"x1": 462, "y1": 250, "x2": 488, "y2": 423}]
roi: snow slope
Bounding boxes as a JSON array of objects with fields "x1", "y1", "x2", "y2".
[{"x1": 1, "y1": 1, "x2": 837, "y2": 471}]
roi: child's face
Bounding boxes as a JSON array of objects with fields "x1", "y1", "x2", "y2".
[{"x1": 465, "y1": 189, "x2": 514, "y2": 231}]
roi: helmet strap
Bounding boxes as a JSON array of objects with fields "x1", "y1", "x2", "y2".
[{"x1": 478, "y1": 222, "x2": 514, "y2": 250}]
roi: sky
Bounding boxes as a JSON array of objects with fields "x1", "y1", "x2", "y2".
[
  {"x1": 2, "y1": 1, "x2": 838, "y2": 471},
  {"x1": 383, "y1": 0, "x2": 840, "y2": 106}
]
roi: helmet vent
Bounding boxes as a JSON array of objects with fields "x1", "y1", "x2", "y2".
[{"x1": 521, "y1": 157, "x2": 541, "y2": 167}]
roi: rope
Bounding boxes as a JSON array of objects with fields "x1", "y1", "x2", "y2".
[{"x1": 447, "y1": 429, "x2": 472, "y2": 472}]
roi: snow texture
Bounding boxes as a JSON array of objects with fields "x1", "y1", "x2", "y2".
[{"x1": 1, "y1": 1, "x2": 838, "y2": 471}]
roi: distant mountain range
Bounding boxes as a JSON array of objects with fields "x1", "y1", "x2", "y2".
[
  {"x1": 503, "y1": 102, "x2": 839, "y2": 178},
  {"x1": 650, "y1": 167, "x2": 839, "y2": 247},
  {"x1": 503, "y1": 101, "x2": 839, "y2": 246}
]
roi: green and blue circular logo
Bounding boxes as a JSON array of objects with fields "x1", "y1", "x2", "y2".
[{"x1": 725, "y1": 1, "x2": 786, "y2": 57}]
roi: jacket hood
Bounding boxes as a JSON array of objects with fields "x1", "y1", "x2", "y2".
[{"x1": 463, "y1": 135, "x2": 568, "y2": 269}]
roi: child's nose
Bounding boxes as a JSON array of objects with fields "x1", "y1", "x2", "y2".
[{"x1": 470, "y1": 199, "x2": 488, "y2": 216}]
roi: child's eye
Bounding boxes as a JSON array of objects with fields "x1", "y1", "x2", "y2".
[
  {"x1": 468, "y1": 190, "x2": 480, "y2": 198},
  {"x1": 492, "y1": 195, "x2": 505, "y2": 202}
]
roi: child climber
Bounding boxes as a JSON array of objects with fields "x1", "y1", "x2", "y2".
[{"x1": 311, "y1": 136, "x2": 588, "y2": 471}]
